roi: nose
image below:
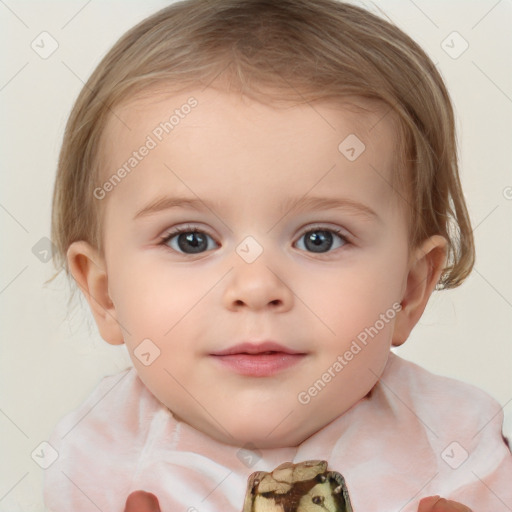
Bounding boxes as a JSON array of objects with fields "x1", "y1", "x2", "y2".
[{"x1": 222, "y1": 259, "x2": 294, "y2": 313}]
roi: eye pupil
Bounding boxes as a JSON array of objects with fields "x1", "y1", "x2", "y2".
[
  {"x1": 178, "y1": 232, "x2": 207, "y2": 253},
  {"x1": 305, "y1": 230, "x2": 333, "y2": 253}
]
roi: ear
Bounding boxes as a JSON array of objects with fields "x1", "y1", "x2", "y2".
[
  {"x1": 67, "y1": 241, "x2": 124, "y2": 345},
  {"x1": 392, "y1": 235, "x2": 447, "y2": 346}
]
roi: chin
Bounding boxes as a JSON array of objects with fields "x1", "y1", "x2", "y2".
[
  {"x1": 222, "y1": 431, "x2": 303, "y2": 449},
  {"x1": 209, "y1": 416, "x2": 312, "y2": 449}
]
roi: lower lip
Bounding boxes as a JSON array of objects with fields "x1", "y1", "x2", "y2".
[{"x1": 210, "y1": 353, "x2": 305, "y2": 377}]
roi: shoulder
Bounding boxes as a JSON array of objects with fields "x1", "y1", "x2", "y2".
[
  {"x1": 378, "y1": 353, "x2": 507, "y2": 453},
  {"x1": 382, "y1": 352, "x2": 502, "y2": 412},
  {"x1": 44, "y1": 367, "x2": 174, "y2": 507},
  {"x1": 48, "y1": 367, "x2": 164, "y2": 445}
]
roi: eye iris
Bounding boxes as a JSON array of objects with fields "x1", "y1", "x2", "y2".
[
  {"x1": 177, "y1": 232, "x2": 207, "y2": 253},
  {"x1": 305, "y1": 230, "x2": 333, "y2": 253}
]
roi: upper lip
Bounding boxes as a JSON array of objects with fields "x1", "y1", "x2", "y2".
[{"x1": 210, "y1": 342, "x2": 305, "y2": 356}]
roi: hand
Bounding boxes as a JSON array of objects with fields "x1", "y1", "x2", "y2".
[
  {"x1": 124, "y1": 490, "x2": 473, "y2": 512},
  {"x1": 124, "y1": 490, "x2": 162, "y2": 512},
  {"x1": 418, "y1": 495, "x2": 473, "y2": 512}
]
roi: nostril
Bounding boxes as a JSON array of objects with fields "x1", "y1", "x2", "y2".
[{"x1": 233, "y1": 299, "x2": 281, "y2": 307}]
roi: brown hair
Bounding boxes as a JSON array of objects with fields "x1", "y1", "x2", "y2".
[{"x1": 51, "y1": 0, "x2": 474, "y2": 288}]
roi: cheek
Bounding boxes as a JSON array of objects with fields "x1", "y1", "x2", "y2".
[
  {"x1": 107, "y1": 258, "x2": 186, "y2": 338},
  {"x1": 303, "y1": 260, "x2": 405, "y2": 334},
  {"x1": 107, "y1": 260, "x2": 203, "y2": 396}
]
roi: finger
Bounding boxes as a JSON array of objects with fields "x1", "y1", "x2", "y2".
[
  {"x1": 418, "y1": 496, "x2": 473, "y2": 512},
  {"x1": 436, "y1": 499, "x2": 473, "y2": 512},
  {"x1": 124, "y1": 490, "x2": 161, "y2": 512},
  {"x1": 418, "y1": 495, "x2": 441, "y2": 512}
]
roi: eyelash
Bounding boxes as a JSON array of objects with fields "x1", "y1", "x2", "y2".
[
  {"x1": 297, "y1": 225, "x2": 347, "y2": 241},
  {"x1": 159, "y1": 225, "x2": 217, "y2": 245},
  {"x1": 158, "y1": 225, "x2": 351, "y2": 254}
]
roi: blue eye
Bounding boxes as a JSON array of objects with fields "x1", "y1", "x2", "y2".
[
  {"x1": 295, "y1": 229, "x2": 347, "y2": 253},
  {"x1": 163, "y1": 229, "x2": 218, "y2": 254}
]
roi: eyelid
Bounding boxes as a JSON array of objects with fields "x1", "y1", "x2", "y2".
[
  {"x1": 160, "y1": 223, "x2": 216, "y2": 240},
  {"x1": 294, "y1": 223, "x2": 351, "y2": 243}
]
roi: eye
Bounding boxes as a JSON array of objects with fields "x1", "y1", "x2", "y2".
[
  {"x1": 162, "y1": 228, "x2": 218, "y2": 254},
  {"x1": 295, "y1": 228, "x2": 347, "y2": 253}
]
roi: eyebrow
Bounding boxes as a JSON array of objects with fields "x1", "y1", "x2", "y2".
[
  {"x1": 280, "y1": 196, "x2": 379, "y2": 220},
  {"x1": 134, "y1": 195, "x2": 379, "y2": 221},
  {"x1": 134, "y1": 196, "x2": 214, "y2": 219}
]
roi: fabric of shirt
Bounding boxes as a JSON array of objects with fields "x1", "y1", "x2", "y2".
[{"x1": 44, "y1": 352, "x2": 512, "y2": 511}]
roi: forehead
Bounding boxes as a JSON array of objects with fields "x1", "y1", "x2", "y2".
[
  {"x1": 98, "y1": 87, "x2": 402, "y2": 219},
  {"x1": 102, "y1": 84, "x2": 395, "y2": 156}
]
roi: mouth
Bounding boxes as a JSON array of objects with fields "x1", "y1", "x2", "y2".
[
  {"x1": 210, "y1": 342, "x2": 307, "y2": 377},
  {"x1": 210, "y1": 341, "x2": 304, "y2": 356}
]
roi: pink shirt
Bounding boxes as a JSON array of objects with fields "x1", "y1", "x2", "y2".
[{"x1": 44, "y1": 353, "x2": 512, "y2": 511}]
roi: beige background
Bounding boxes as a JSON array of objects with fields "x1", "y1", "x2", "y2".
[{"x1": 1, "y1": 1, "x2": 511, "y2": 510}]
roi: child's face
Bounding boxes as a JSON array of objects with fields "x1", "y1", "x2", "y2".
[{"x1": 79, "y1": 88, "x2": 431, "y2": 448}]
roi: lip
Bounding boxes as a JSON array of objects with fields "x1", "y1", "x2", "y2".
[
  {"x1": 210, "y1": 342, "x2": 307, "y2": 377},
  {"x1": 210, "y1": 341, "x2": 304, "y2": 356}
]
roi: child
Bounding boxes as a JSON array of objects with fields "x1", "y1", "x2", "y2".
[{"x1": 45, "y1": 0, "x2": 512, "y2": 510}]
